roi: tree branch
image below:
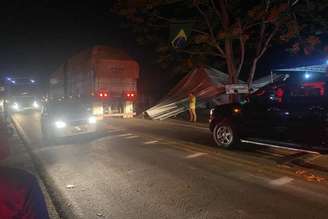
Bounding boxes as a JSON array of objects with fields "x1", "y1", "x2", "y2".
[
  {"x1": 236, "y1": 37, "x2": 246, "y2": 77},
  {"x1": 257, "y1": 25, "x2": 279, "y2": 59},
  {"x1": 210, "y1": 0, "x2": 222, "y2": 20},
  {"x1": 248, "y1": 24, "x2": 279, "y2": 86},
  {"x1": 176, "y1": 49, "x2": 225, "y2": 57},
  {"x1": 191, "y1": 29, "x2": 209, "y2": 35},
  {"x1": 256, "y1": 21, "x2": 267, "y2": 56},
  {"x1": 195, "y1": 4, "x2": 226, "y2": 57}
]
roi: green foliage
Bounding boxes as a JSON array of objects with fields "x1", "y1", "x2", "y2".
[{"x1": 114, "y1": 0, "x2": 328, "y2": 82}]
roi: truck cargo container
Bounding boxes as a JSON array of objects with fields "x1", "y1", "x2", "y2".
[{"x1": 49, "y1": 46, "x2": 139, "y2": 119}]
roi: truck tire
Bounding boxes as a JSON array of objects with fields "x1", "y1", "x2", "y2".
[{"x1": 213, "y1": 121, "x2": 239, "y2": 149}]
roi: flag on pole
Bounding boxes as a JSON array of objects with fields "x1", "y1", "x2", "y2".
[{"x1": 170, "y1": 22, "x2": 193, "y2": 49}]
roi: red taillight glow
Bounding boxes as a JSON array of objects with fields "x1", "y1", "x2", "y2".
[
  {"x1": 125, "y1": 92, "x2": 136, "y2": 99},
  {"x1": 104, "y1": 93, "x2": 108, "y2": 97},
  {"x1": 99, "y1": 93, "x2": 103, "y2": 97}
]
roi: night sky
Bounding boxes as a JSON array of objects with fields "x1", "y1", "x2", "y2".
[
  {"x1": 0, "y1": 1, "x2": 122, "y2": 80},
  {"x1": 0, "y1": 1, "x2": 325, "y2": 93}
]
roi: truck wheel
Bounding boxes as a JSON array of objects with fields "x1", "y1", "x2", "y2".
[{"x1": 213, "y1": 121, "x2": 239, "y2": 149}]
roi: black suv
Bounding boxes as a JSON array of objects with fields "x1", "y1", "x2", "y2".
[{"x1": 209, "y1": 74, "x2": 328, "y2": 151}]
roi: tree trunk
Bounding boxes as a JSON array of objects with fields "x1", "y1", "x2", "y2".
[
  {"x1": 225, "y1": 39, "x2": 237, "y2": 83},
  {"x1": 225, "y1": 39, "x2": 238, "y2": 103}
]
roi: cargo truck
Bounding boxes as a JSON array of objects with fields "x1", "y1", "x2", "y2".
[{"x1": 49, "y1": 46, "x2": 139, "y2": 119}]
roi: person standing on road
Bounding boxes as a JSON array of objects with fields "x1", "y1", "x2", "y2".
[{"x1": 188, "y1": 93, "x2": 197, "y2": 122}]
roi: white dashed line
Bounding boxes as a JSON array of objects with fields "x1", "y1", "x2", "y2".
[
  {"x1": 125, "y1": 135, "x2": 139, "y2": 139},
  {"x1": 270, "y1": 176, "x2": 294, "y2": 186},
  {"x1": 186, "y1": 152, "x2": 207, "y2": 159},
  {"x1": 144, "y1": 140, "x2": 159, "y2": 145},
  {"x1": 106, "y1": 129, "x2": 125, "y2": 134},
  {"x1": 117, "y1": 133, "x2": 133, "y2": 137}
]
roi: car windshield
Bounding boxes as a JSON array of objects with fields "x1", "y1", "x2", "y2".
[
  {"x1": 47, "y1": 101, "x2": 91, "y2": 116},
  {"x1": 12, "y1": 96, "x2": 35, "y2": 102}
]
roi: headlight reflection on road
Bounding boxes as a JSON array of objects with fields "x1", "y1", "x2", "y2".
[
  {"x1": 55, "y1": 120, "x2": 67, "y2": 129},
  {"x1": 88, "y1": 116, "x2": 97, "y2": 124},
  {"x1": 33, "y1": 101, "x2": 39, "y2": 108},
  {"x1": 12, "y1": 102, "x2": 19, "y2": 111}
]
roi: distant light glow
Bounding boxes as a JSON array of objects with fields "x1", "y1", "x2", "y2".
[
  {"x1": 33, "y1": 101, "x2": 39, "y2": 108},
  {"x1": 304, "y1": 73, "x2": 311, "y2": 79},
  {"x1": 233, "y1": 108, "x2": 241, "y2": 113},
  {"x1": 55, "y1": 121, "x2": 66, "y2": 129},
  {"x1": 12, "y1": 102, "x2": 19, "y2": 111},
  {"x1": 88, "y1": 116, "x2": 97, "y2": 124},
  {"x1": 30, "y1": 79, "x2": 35, "y2": 83},
  {"x1": 11, "y1": 80, "x2": 16, "y2": 84}
]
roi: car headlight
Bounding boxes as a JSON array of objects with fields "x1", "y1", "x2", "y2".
[
  {"x1": 55, "y1": 121, "x2": 66, "y2": 129},
  {"x1": 88, "y1": 116, "x2": 97, "y2": 124},
  {"x1": 33, "y1": 101, "x2": 39, "y2": 108},
  {"x1": 12, "y1": 103, "x2": 19, "y2": 110}
]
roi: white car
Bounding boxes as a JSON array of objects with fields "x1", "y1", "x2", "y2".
[
  {"x1": 9, "y1": 96, "x2": 41, "y2": 112},
  {"x1": 41, "y1": 100, "x2": 98, "y2": 142}
]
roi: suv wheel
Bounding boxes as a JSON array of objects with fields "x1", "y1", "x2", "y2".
[{"x1": 213, "y1": 121, "x2": 239, "y2": 149}]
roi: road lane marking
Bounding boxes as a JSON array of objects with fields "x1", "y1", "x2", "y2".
[
  {"x1": 125, "y1": 135, "x2": 139, "y2": 139},
  {"x1": 102, "y1": 124, "x2": 328, "y2": 186},
  {"x1": 144, "y1": 140, "x2": 159, "y2": 144},
  {"x1": 165, "y1": 121, "x2": 209, "y2": 131},
  {"x1": 186, "y1": 152, "x2": 207, "y2": 159},
  {"x1": 116, "y1": 133, "x2": 133, "y2": 137},
  {"x1": 106, "y1": 129, "x2": 125, "y2": 134},
  {"x1": 270, "y1": 176, "x2": 294, "y2": 186}
]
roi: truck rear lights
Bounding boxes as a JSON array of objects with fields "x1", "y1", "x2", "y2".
[
  {"x1": 126, "y1": 93, "x2": 136, "y2": 98},
  {"x1": 98, "y1": 92, "x2": 109, "y2": 98}
]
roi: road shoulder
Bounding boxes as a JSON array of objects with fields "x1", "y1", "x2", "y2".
[{"x1": 10, "y1": 116, "x2": 75, "y2": 219}]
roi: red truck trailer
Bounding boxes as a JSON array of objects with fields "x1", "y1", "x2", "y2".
[{"x1": 49, "y1": 46, "x2": 139, "y2": 118}]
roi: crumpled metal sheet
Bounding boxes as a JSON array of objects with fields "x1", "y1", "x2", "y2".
[{"x1": 146, "y1": 67, "x2": 282, "y2": 120}]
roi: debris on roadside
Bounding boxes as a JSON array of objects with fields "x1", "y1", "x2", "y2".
[
  {"x1": 96, "y1": 213, "x2": 104, "y2": 217},
  {"x1": 296, "y1": 170, "x2": 326, "y2": 183},
  {"x1": 66, "y1": 184, "x2": 75, "y2": 189}
]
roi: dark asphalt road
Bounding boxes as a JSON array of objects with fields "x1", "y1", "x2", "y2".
[{"x1": 12, "y1": 111, "x2": 328, "y2": 219}]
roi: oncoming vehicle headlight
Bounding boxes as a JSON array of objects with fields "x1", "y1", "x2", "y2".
[
  {"x1": 55, "y1": 121, "x2": 66, "y2": 129},
  {"x1": 12, "y1": 102, "x2": 19, "y2": 110},
  {"x1": 33, "y1": 101, "x2": 39, "y2": 108},
  {"x1": 88, "y1": 116, "x2": 97, "y2": 124}
]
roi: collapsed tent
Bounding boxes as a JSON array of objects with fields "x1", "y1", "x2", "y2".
[{"x1": 145, "y1": 67, "x2": 282, "y2": 120}]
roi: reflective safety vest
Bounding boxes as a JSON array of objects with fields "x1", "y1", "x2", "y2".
[{"x1": 189, "y1": 95, "x2": 196, "y2": 109}]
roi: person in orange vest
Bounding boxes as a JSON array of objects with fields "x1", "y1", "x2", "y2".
[{"x1": 188, "y1": 93, "x2": 197, "y2": 122}]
